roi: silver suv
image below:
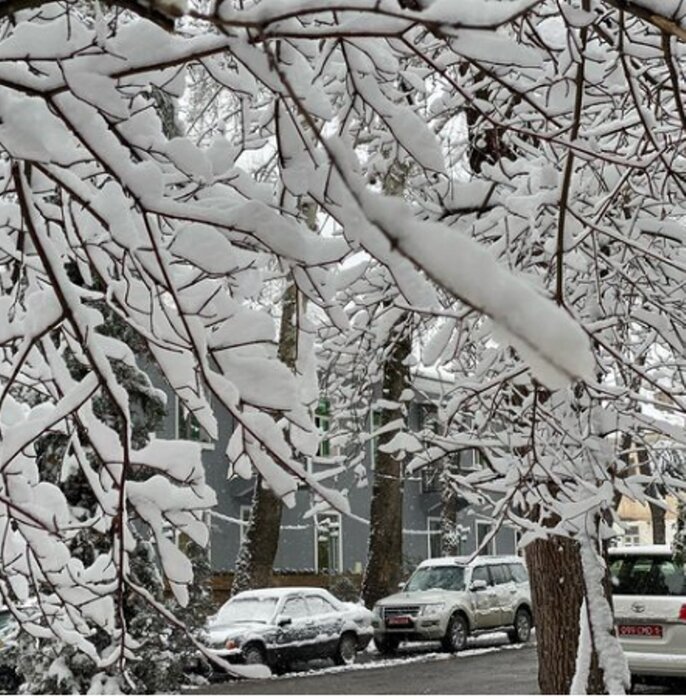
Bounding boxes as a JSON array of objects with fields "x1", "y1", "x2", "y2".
[{"x1": 372, "y1": 555, "x2": 533, "y2": 654}]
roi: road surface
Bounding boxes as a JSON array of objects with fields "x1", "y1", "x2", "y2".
[{"x1": 193, "y1": 635, "x2": 682, "y2": 695}]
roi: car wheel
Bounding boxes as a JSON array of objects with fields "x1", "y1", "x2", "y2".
[
  {"x1": 374, "y1": 635, "x2": 400, "y2": 655},
  {"x1": 442, "y1": 613, "x2": 468, "y2": 653},
  {"x1": 334, "y1": 632, "x2": 358, "y2": 666},
  {"x1": 508, "y1": 608, "x2": 532, "y2": 644},
  {"x1": 242, "y1": 643, "x2": 267, "y2": 667}
]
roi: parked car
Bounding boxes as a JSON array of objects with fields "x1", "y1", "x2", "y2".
[
  {"x1": 609, "y1": 545, "x2": 686, "y2": 685},
  {"x1": 372, "y1": 555, "x2": 533, "y2": 654},
  {"x1": 203, "y1": 587, "x2": 374, "y2": 672}
]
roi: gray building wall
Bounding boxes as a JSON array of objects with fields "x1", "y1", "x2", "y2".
[{"x1": 153, "y1": 377, "x2": 517, "y2": 575}]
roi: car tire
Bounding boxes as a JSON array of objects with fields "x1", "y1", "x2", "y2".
[
  {"x1": 374, "y1": 635, "x2": 400, "y2": 655},
  {"x1": 334, "y1": 632, "x2": 358, "y2": 666},
  {"x1": 508, "y1": 607, "x2": 532, "y2": 644},
  {"x1": 442, "y1": 613, "x2": 468, "y2": 653},
  {"x1": 242, "y1": 643, "x2": 268, "y2": 667}
]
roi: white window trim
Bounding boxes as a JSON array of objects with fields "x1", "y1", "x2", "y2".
[
  {"x1": 314, "y1": 512, "x2": 343, "y2": 573},
  {"x1": 475, "y1": 519, "x2": 497, "y2": 555},
  {"x1": 427, "y1": 516, "x2": 442, "y2": 558}
]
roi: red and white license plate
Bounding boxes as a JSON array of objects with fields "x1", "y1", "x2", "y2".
[
  {"x1": 387, "y1": 615, "x2": 411, "y2": 626},
  {"x1": 617, "y1": 624, "x2": 663, "y2": 638}
]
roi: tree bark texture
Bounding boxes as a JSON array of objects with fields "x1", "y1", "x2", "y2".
[
  {"x1": 525, "y1": 537, "x2": 605, "y2": 694},
  {"x1": 361, "y1": 317, "x2": 412, "y2": 606},
  {"x1": 230, "y1": 282, "x2": 297, "y2": 595}
]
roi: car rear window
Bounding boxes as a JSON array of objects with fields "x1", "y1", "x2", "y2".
[{"x1": 610, "y1": 555, "x2": 686, "y2": 596}]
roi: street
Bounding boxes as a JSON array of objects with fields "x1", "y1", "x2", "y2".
[{"x1": 193, "y1": 634, "x2": 683, "y2": 695}]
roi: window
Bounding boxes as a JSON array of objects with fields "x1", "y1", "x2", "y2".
[
  {"x1": 175, "y1": 396, "x2": 210, "y2": 442},
  {"x1": 418, "y1": 404, "x2": 439, "y2": 433},
  {"x1": 460, "y1": 448, "x2": 480, "y2": 471},
  {"x1": 315, "y1": 513, "x2": 342, "y2": 573},
  {"x1": 282, "y1": 596, "x2": 309, "y2": 619},
  {"x1": 306, "y1": 595, "x2": 337, "y2": 615},
  {"x1": 471, "y1": 565, "x2": 491, "y2": 587},
  {"x1": 476, "y1": 521, "x2": 496, "y2": 555},
  {"x1": 619, "y1": 524, "x2": 640, "y2": 547},
  {"x1": 427, "y1": 517, "x2": 442, "y2": 558},
  {"x1": 369, "y1": 409, "x2": 382, "y2": 467},
  {"x1": 315, "y1": 398, "x2": 331, "y2": 458},
  {"x1": 239, "y1": 505, "x2": 251, "y2": 543},
  {"x1": 610, "y1": 555, "x2": 686, "y2": 596},
  {"x1": 489, "y1": 564, "x2": 510, "y2": 585},
  {"x1": 421, "y1": 465, "x2": 440, "y2": 493},
  {"x1": 508, "y1": 563, "x2": 529, "y2": 584}
]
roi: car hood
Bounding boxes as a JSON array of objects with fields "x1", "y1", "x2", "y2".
[
  {"x1": 204, "y1": 620, "x2": 271, "y2": 646},
  {"x1": 376, "y1": 590, "x2": 466, "y2": 606}
]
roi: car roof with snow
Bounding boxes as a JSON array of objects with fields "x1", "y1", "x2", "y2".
[
  {"x1": 230, "y1": 586, "x2": 333, "y2": 600},
  {"x1": 417, "y1": 554, "x2": 524, "y2": 568},
  {"x1": 608, "y1": 544, "x2": 673, "y2": 557}
]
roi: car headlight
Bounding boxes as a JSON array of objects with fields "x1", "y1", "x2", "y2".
[
  {"x1": 225, "y1": 639, "x2": 241, "y2": 651},
  {"x1": 422, "y1": 603, "x2": 445, "y2": 617}
]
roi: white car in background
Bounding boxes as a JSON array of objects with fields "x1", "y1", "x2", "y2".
[
  {"x1": 610, "y1": 545, "x2": 686, "y2": 685},
  {"x1": 203, "y1": 587, "x2": 374, "y2": 672}
]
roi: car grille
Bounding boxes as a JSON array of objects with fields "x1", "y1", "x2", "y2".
[{"x1": 383, "y1": 606, "x2": 421, "y2": 617}]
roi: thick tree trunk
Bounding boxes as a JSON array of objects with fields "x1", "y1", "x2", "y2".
[
  {"x1": 525, "y1": 537, "x2": 606, "y2": 694},
  {"x1": 361, "y1": 318, "x2": 411, "y2": 606},
  {"x1": 231, "y1": 282, "x2": 298, "y2": 596}
]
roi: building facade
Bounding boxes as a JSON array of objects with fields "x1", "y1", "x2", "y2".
[{"x1": 155, "y1": 374, "x2": 519, "y2": 575}]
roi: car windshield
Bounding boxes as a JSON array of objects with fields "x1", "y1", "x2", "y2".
[
  {"x1": 215, "y1": 597, "x2": 279, "y2": 625},
  {"x1": 610, "y1": 555, "x2": 686, "y2": 596},
  {"x1": 405, "y1": 566, "x2": 465, "y2": 592}
]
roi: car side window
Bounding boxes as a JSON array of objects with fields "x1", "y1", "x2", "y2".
[
  {"x1": 508, "y1": 563, "x2": 529, "y2": 584},
  {"x1": 471, "y1": 565, "x2": 491, "y2": 587},
  {"x1": 282, "y1": 596, "x2": 309, "y2": 619},
  {"x1": 489, "y1": 564, "x2": 509, "y2": 585},
  {"x1": 306, "y1": 595, "x2": 337, "y2": 615}
]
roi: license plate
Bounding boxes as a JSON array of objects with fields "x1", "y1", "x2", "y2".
[
  {"x1": 387, "y1": 615, "x2": 411, "y2": 626},
  {"x1": 617, "y1": 624, "x2": 663, "y2": 638}
]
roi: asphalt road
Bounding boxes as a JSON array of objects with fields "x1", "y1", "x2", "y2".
[
  {"x1": 192, "y1": 635, "x2": 683, "y2": 695},
  {"x1": 195, "y1": 637, "x2": 539, "y2": 695}
]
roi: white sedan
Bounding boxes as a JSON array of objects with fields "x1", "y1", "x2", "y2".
[{"x1": 203, "y1": 586, "x2": 374, "y2": 672}]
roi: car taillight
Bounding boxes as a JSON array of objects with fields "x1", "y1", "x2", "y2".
[{"x1": 679, "y1": 605, "x2": 686, "y2": 621}]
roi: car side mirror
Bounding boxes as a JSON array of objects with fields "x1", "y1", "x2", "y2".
[
  {"x1": 397, "y1": 581, "x2": 406, "y2": 590},
  {"x1": 470, "y1": 579, "x2": 487, "y2": 591},
  {"x1": 277, "y1": 616, "x2": 292, "y2": 627}
]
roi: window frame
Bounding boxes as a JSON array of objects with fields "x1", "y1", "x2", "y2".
[
  {"x1": 427, "y1": 516, "x2": 442, "y2": 558},
  {"x1": 475, "y1": 520, "x2": 496, "y2": 555},
  {"x1": 314, "y1": 512, "x2": 343, "y2": 574}
]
